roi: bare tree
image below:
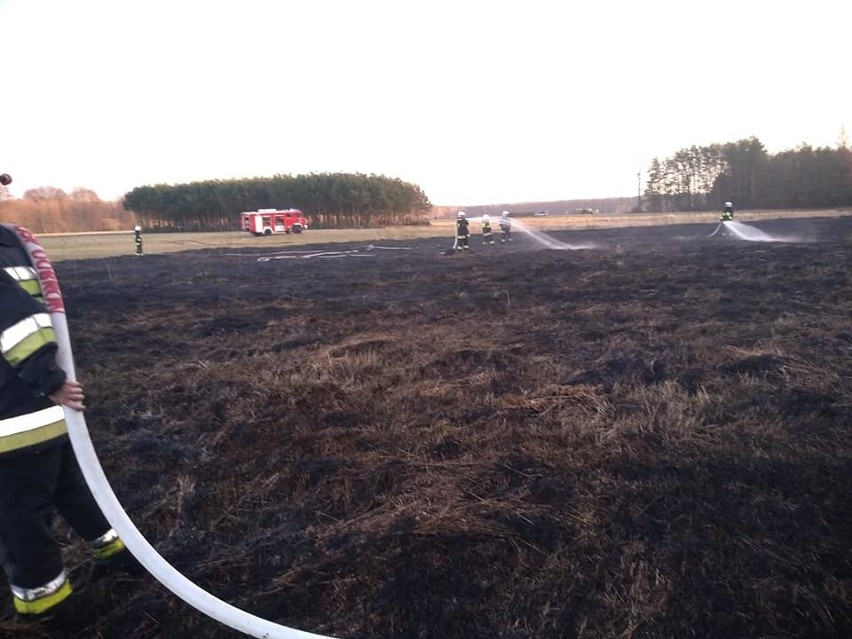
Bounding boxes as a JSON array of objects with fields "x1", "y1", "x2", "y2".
[{"x1": 23, "y1": 186, "x2": 67, "y2": 202}]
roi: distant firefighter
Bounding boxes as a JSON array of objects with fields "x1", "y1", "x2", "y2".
[
  {"x1": 455, "y1": 211, "x2": 470, "y2": 252},
  {"x1": 480, "y1": 214, "x2": 495, "y2": 246},
  {"x1": 499, "y1": 211, "x2": 512, "y2": 242},
  {"x1": 721, "y1": 201, "x2": 734, "y2": 221},
  {"x1": 134, "y1": 225, "x2": 143, "y2": 256}
]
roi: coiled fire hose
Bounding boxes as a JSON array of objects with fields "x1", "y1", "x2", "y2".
[{"x1": 8, "y1": 224, "x2": 333, "y2": 639}]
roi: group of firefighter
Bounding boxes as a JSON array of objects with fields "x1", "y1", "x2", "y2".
[
  {"x1": 455, "y1": 202, "x2": 736, "y2": 252},
  {"x1": 0, "y1": 183, "x2": 741, "y2": 632},
  {"x1": 454, "y1": 210, "x2": 512, "y2": 252}
]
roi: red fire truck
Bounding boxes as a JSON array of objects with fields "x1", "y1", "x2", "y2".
[{"x1": 241, "y1": 208, "x2": 309, "y2": 235}]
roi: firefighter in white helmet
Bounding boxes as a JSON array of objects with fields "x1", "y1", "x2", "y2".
[
  {"x1": 134, "y1": 225, "x2": 143, "y2": 256},
  {"x1": 721, "y1": 202, "x2": 734, "y2": 221},
  {"x1": 480, "y1": 214, "x2": 495, "y2": 246},
  {"x1": 499, "y1": 211, "x2": 512, "y2": 243},
  {"x1": 455, "y1": 211, "x2": 470, "y2": 252}
]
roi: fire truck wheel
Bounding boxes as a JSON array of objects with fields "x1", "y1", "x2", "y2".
[
  {"x1": 292, "y1": 225, "x2": 303, "y2": 234},
  {"x1": 263, "y1": 229, "x2": 272, "y2": 236}
]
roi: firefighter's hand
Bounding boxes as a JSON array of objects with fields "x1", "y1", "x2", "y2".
[{"x1": 49, "y1": 380, "x2": 86, "y2": 411}]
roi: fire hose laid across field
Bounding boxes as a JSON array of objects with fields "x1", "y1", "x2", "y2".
[
  {"x1": 7, "y1": 224, "x2": 334, "y2": 639},
  {"x1": 225, "y1": 244, "x2": 414, "y2": 262}
]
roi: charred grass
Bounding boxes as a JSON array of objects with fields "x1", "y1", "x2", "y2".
[{"x1": 2, "y1": 217, "x2": 851, "y2": 638}]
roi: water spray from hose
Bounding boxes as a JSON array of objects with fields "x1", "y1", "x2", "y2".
[
  {"x1": 505, "y1": 217, "x2": 598, "y2": 250},
  {"x1": 708, "y1": 220, "x2": 803, "y2": 243}
]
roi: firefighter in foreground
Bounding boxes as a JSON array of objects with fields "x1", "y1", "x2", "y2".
[
  {"x1": 0, "y1": 171, "x2": 143, "y2": 630},
  {"x1": 499, "y1": 210, "x2": 512, "y2": 242},
  {"x1": 455, "y1": 210, "x2": 470, "y2": 252},
  {"x1": 721, "y1": 201, "x2": 734, "y2": 221},
  {"x1": 480, "y1": 214, "x2": 495, "y2": 246}
]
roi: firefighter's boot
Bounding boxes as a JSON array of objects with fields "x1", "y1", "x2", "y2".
[
  {"x1": 15, "y1": 595, "x2": 84, "y2": 638},
  {"x1": 89, "y1": 549, "x2": 146, "y2": 583}
]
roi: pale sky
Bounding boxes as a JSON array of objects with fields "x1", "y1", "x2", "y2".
[{"x1": 1, "y1": 0, "x2": 849, "y2": 205}]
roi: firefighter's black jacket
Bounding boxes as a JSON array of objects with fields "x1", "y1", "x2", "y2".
[{"x1": 0, "y1": 226, "x2": 68, "y2": 458}]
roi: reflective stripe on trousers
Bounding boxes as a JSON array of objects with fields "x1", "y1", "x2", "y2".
[
  {"x1": 11, "y1": 568, "x2": 72, "y2": 615},
  {"x1": 89, "y1": 528, "x2": 127, "y2": 559}
]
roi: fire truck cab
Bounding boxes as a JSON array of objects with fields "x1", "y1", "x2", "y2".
[{"x1": 241, "y1": 208, "x2": 309, "y2": 236}]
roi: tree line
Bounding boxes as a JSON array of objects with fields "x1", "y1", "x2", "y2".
[
  {"x1": 122, "y1": 172, "x2": 432, "y2": 231},
  {"x1": 5, "y1": 140, "x2": 849, "y2": 235},
  {"x1": 644, "y1": 136, "x2": 852, "y2": 212},
  {"x1": 0, "y1": 186, "x2": 135, "y2": 234}
]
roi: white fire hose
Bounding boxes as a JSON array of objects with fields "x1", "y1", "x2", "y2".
[{"x1": 8, "y1": 224, "x2": 334, "y2": 639}]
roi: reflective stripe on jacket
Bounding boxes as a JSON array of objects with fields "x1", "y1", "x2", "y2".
[
  {"x1": 0, "y1": 405, "x2": 66, "y2": 455},
  {"x1": 3, "y1": 266, "x2": 45, "y2": 304},
  {"x1": 1, "y1": 313, "x2": 57, "y2": 366}
]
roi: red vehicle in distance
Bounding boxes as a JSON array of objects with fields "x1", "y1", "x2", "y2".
[{"x1": 241, "y1": 208, "x2": 309, "y2": 235}]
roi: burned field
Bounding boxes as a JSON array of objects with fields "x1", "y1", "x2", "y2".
[{"x1": 3, "y1": 216, "x2": 851, "y2": 638}]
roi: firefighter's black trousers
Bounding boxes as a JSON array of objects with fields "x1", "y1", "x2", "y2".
[{"x1": 0, "y1": 441, "x2": 112, "y2": 590}]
